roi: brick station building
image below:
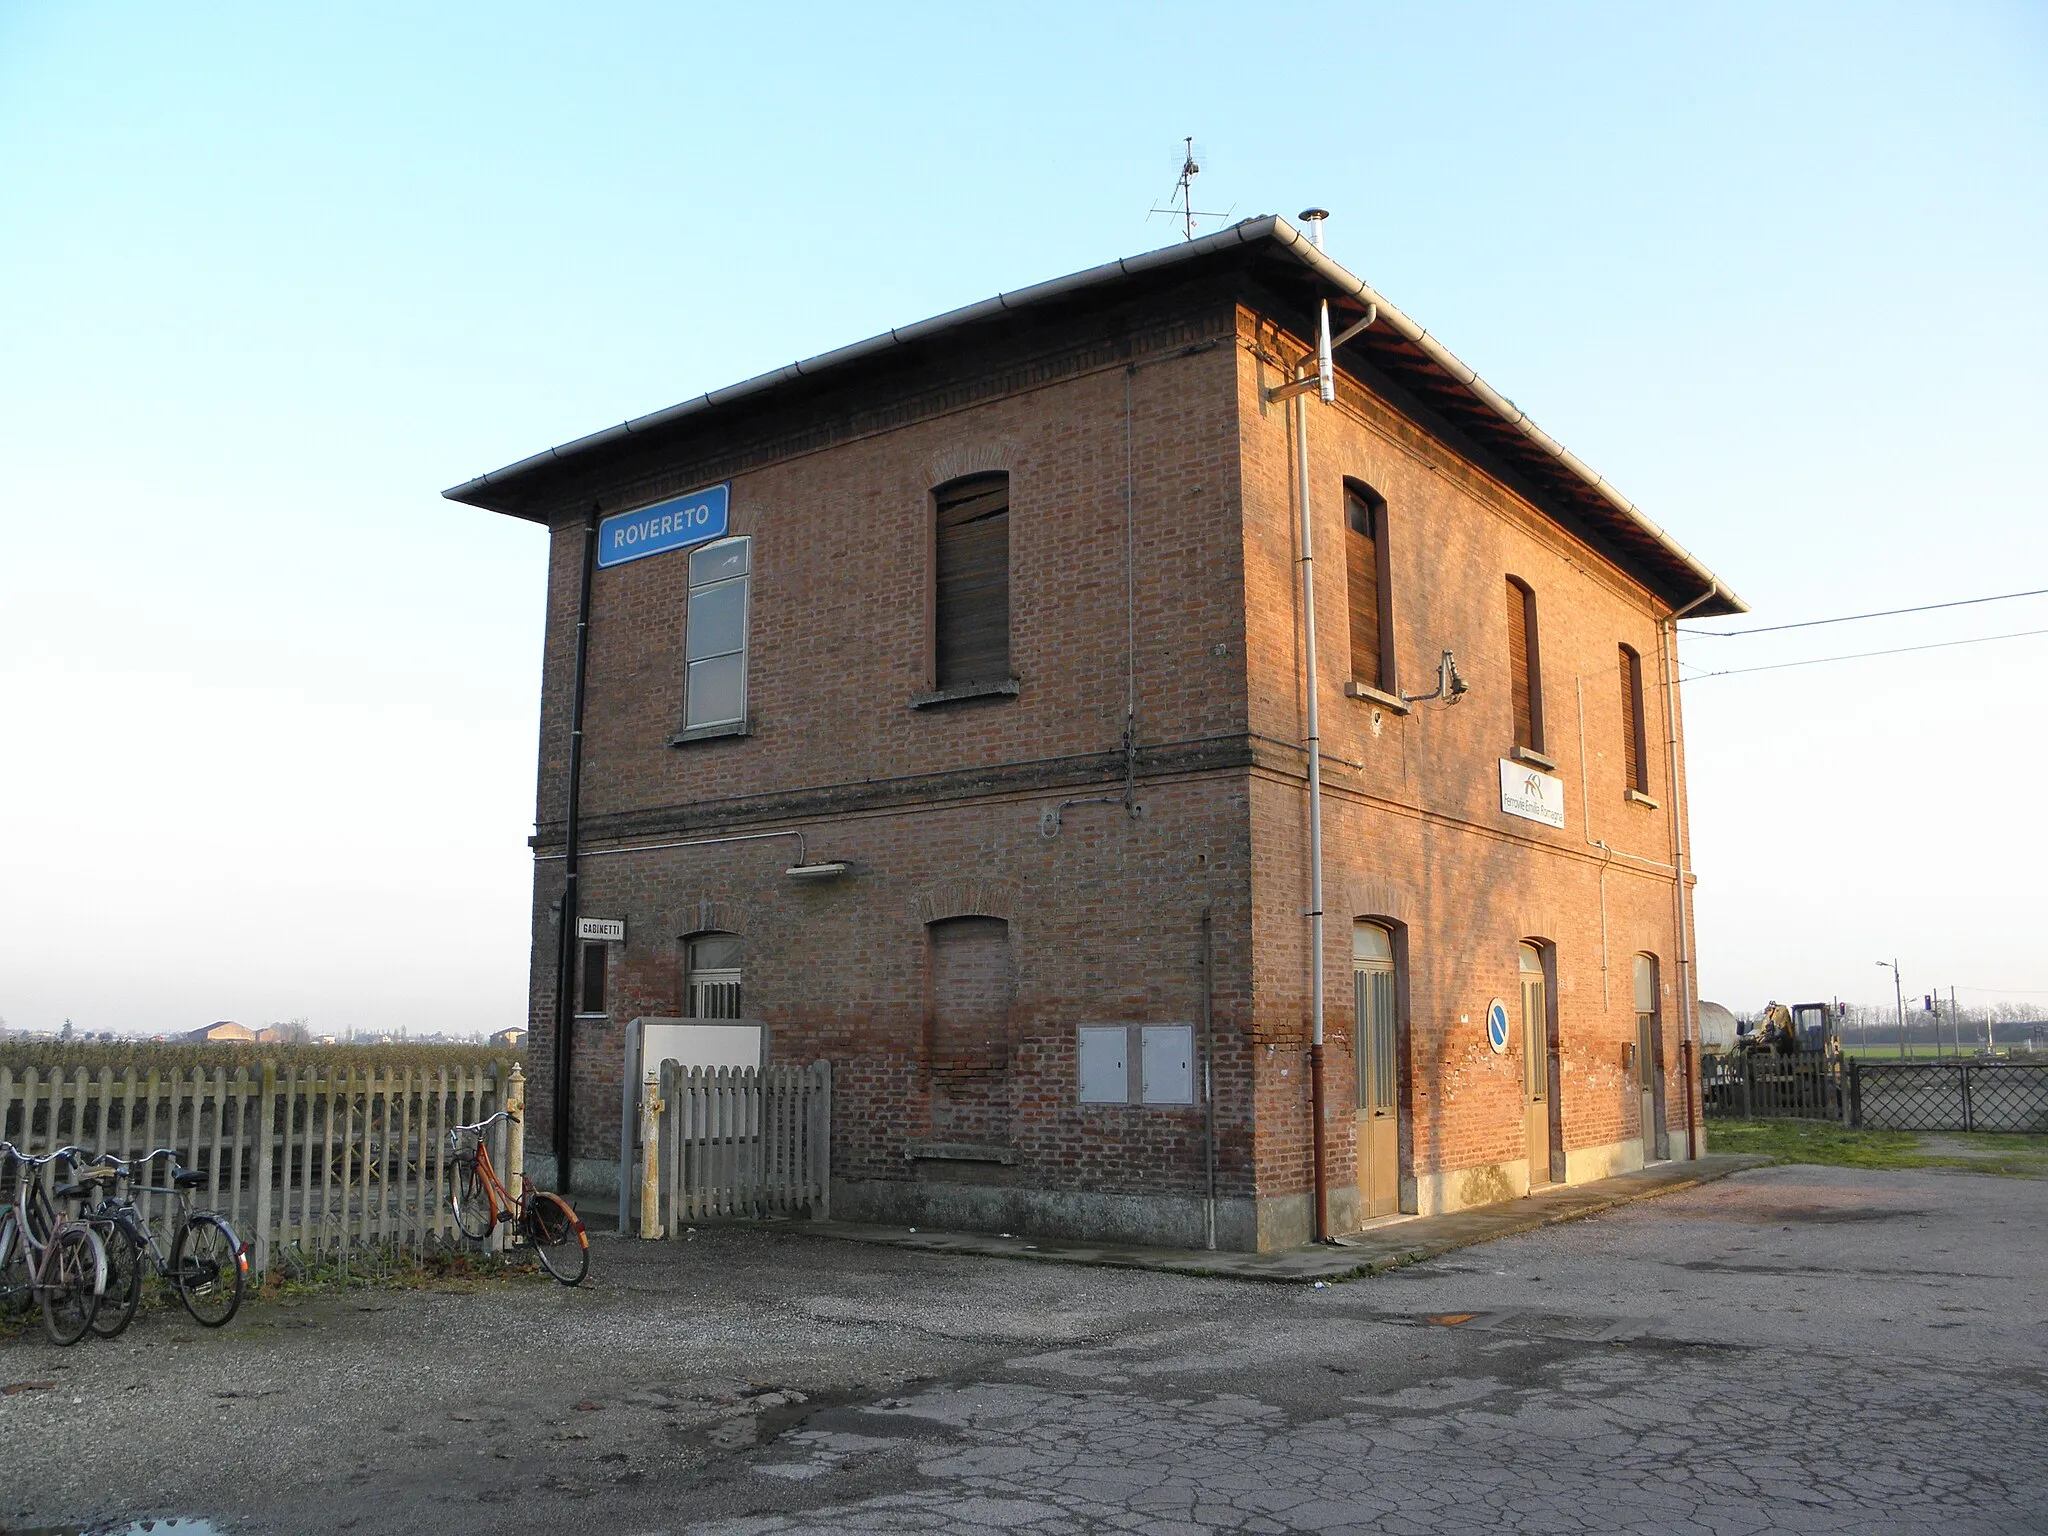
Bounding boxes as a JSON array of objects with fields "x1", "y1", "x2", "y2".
[{"x1": 447, "y1": 215, "x2": 1742, "y2": 1251}]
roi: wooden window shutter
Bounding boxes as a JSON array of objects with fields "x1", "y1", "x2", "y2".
[
  {"x1": 934, "y1": 474, "x2": 1010, "y2": 688},
  {"x1": 1620, "y1": 645, "x2": 1647, "y2": 792},
  {"x1": 1507, "y1": 578, "x2": 1542, "y2": 750},
  {"x1": 1345, "y1": 488, "x2": 1382, "y2": 691}
]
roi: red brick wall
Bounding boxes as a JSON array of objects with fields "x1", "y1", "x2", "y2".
[
  {"x1": 508, "y1": 289, "x2": 1711, "y2": 1233},
  {"x1": 1233, "y1": 305, "x2": 1702, "y2": 1207}
]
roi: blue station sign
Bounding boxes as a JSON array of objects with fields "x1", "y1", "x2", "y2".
[{"x1": 595, "y1": 484, "x2": 730, "y2": 569}]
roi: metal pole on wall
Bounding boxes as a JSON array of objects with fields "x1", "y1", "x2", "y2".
[{"x1": 552, "y1": 505, "x2": 600, "y2": 1190}]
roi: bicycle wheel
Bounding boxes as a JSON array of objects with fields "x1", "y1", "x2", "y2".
[
  {"x1": 172, "y1": 1214, "x2": 245, "y2": 1327},
  {"x1": 89, "y1": 1218, "x2": 146, "y2": 1339},
  {"x1": 0, "y1": 1213, "x2": 32, "y2": 1318},
  {"x1": 40, "y1": 1226, "x2": 105, "y2": 1346},
  {"x1": 524, "y1": 1193, "x2": 588, "y2": 1286},
  {"x1": 451, "y1": 1156, "x2": 494, "y2": 1241}
]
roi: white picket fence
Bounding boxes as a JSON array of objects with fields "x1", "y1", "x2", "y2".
[
  {"x1": 653, "y1": 1061, "x2": 831, "y2": 1229},
  {"x1": 0, "y1": 1059, "x2": 520, "y2": 1275}
]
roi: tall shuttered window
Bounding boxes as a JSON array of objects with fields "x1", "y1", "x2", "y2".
[
  {"x1": 1345, "y1": 483, "x2": 1396, "y2": 695},
  {"x1": 1506, "y1": 577, "x2": 1544, "y2": 752},
  {"x1": 1619, "y1": 644, "x2": 1648, "y2": 793},
  {"x1": 933, "y1": 474, "x2": 1011, "y2": 689},
  {"x1": 683, "y1": 538, "x2": 751, "y2": 731}
]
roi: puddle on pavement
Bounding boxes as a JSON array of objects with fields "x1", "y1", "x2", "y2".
[{"x1": 9, "y1": 1519, "x2": 222, "y2": 1535}]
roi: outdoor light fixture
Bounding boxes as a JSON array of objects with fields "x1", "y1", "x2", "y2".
[
  {"x1": 1402, "y1": 649, "x2": 1469, "y2": 707},
  {"x1": 784, "y1": 862, "x2": 850, "y2": 881}
]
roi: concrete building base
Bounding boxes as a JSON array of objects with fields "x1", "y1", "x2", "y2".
[{"x1": 834, "y1": 1178, "x2": 1264, "y2": 1253}]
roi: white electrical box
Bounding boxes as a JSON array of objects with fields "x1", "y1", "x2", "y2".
[
  {"x1": 1140, "y1": 1025, "x2": 1194, "y2": 1105},
  {"x1": 1077, "y1": 1026, "x2": 1130, "y2": 1103}
]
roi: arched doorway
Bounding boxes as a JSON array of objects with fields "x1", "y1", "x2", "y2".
[
  {"x1": 1353, "y1": 921, "x2": 1402, "y2": 1219},
  {"x1": 1635, "y1": 954, "x2": 1667, "y2": 1161},
  {"x1": 1520, "y1": 941, "x2": 1558, "y2": 1188}
]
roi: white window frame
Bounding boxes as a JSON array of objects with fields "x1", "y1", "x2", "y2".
[{"x1": 683, "y1": 536, "x2": 751, "y2": 733}]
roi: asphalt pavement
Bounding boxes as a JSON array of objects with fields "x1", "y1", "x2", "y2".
[{"x1": 4, "y1": 1162, "x2": 2042, "y2": 1535}]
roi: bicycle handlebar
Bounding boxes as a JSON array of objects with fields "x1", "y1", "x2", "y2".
[{"x1": 450, "y1": 1111, "x2": 518, "y2": 1137}]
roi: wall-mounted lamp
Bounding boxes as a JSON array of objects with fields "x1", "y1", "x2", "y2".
[
  {"x1": 784, "y1": 862, "x2": 850, "y2": 881},
  {"x1": 1402, "y1": 649, "x2": 1469, "y2": 707}
]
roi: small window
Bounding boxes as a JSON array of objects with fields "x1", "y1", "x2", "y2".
[
  {"x1": 684, "y1": 932, "x2": 743, "y2": 1019},
  {"x1": 578, "y1": 941, "x2": 608, "y2": 1016},
  {"x1": 933, "y1": 474, "x2": 1010, "y2": 688},
  {"x1": 1619, "y1": 644, "x2": 1648, "y2": 793},
  {"x1": 684, "y1": 538, "x2": 750, "y2": 731},
  {"x1": 1344, "y1": 483, "x2": 1396, "y2": 694},
  {"x1": 1506, "y1": 577, "x2": 1544, "y2": 752}
]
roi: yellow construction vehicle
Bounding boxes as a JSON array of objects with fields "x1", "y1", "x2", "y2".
[{"x1": 1737, "y1": 1001, "x2": 1838, "y2": 1057}]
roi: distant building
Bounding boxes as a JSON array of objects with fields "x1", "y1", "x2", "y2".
[
  {"x1": 187, "y1": 1020, "x2": 257, "y2": 1043},
  {"x1": 489, "y1": 1028, "x2": 529, "y2": 1050}
]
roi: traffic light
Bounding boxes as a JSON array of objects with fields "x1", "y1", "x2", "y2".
[{"x1": 1924, "y1": 994, "x2": 1935, "y2": 1012}]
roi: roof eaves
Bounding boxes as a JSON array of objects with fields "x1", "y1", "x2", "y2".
[{"x1": 441, "y1": 215, "x2": 1743, "y2": 616}]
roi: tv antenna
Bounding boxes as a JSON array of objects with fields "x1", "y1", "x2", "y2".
[{"x1": 1149, "y1": 137, "x2": 1231, "y2": 241}]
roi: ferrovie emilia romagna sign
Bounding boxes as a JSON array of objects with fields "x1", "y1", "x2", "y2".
[{"x1": 595, "y1": 484, "x2": 730, "y2": 569}]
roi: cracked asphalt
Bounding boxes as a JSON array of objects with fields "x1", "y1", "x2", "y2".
[{"x1": 3, "y1": 1163, "x2": 2042, "y2": 1535}]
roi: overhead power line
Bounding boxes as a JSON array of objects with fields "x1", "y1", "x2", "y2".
[
  {"x1": 1681, "y1": 585, "x2": 2048, "y2": 638},
  {"x1": 1681, "y1": 626, "x2": 2048, "y2": 680}
]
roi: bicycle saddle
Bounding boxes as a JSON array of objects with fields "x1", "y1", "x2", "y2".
[{"x1": 174, "y1": 1170, "x2": 207, "y2": 1189}]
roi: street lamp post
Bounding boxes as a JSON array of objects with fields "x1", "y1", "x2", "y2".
[{"x1": 1876, "y1": 959, "x2": 1906, "y2": 1059}]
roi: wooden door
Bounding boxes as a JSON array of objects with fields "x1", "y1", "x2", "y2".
[
  {"x1": 1634, "y1": 955, "x2": 1666, "y2": 1160},
  {"x1": 1521, "y1": 943, "x2": 1554, "y2": 1188},
  {"x1": 1353, "y1": 924, "x2": 1400, "y2": 1219}
]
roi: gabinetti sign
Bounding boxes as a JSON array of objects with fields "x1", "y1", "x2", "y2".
[
  {"x1": 595, "y1": 484, "x2": 730, "y2": 569},
  {"x1": 1498, "y1": 759, "x2": 1566, "y2": 829}
]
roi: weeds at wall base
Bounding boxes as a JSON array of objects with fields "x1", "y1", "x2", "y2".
[{"x1": 259, "y1": 1239, "x2": 548, "y2": 1299}]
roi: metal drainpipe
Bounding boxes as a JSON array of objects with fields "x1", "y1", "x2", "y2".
[
  {"x1": 552, "y1": 506, "x2": 599, "y2": 1190},
  {"x1": 1660, "y1": 583, "x2": 1717, "y2": 1159},
  {"x1": 1201, "y1": 905, "x2": 1217, "y2": 1251},
  {"x1": 1294, "y1": 386, "x2": 1330, "y2": 1243}
]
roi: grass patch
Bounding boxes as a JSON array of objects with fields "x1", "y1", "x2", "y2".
[
  {"x1": 258, "y1": 1240, "x2": 548, "y2": 1300},
  {"x1": 1708, "y1": 1119, "x2": 2048, "y2": 1177},
  {"x1": 0, "y1": 1242, "x2": 546, "y2": 1340}
]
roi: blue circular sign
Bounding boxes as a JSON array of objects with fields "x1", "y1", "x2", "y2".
[{"x1": 1486, "y1": 999, "x2": 1511, "y2": 1054}]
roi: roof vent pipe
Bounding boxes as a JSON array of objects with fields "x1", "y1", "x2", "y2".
[{"x1": 1300, "y1": 210, "x2": 1336, "y2": 404}]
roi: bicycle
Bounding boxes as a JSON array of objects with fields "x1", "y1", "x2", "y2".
[
  {"x1": 448, "y1": 1112, "x2": 588, "y2": 1285},
  {"x1": 59, "y1": 1147, "x2": 248, "y2": 1335},
  {"x1": 0, "y1": 1143, "x2": 108, "y2": 1346}
]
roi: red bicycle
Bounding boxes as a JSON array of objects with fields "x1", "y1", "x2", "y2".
[{"x1": 448, "y1": 1112, "x2": 587, "y2": 1285}]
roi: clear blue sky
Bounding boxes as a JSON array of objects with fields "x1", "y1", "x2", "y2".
[{"x1": 2, "y1": 2, "x2": 2043, "y2": 1035}]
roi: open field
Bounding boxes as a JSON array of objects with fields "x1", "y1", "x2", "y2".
[{"x1": 3, "y1": 1164, "x2": 2043, "y2": 1534}]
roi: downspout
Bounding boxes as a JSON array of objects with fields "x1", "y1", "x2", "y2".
[
  {"x1": 1201, "y1": 905, "x2": 1217, "y2": 1251},
  {"x1": 551, "y1": 506, "x2": 599, "y2": 1189},
  {"x1": 1293, "y1": 385, "x2": 1330, "y2": 1244},
  {"x1": 1660, "y1": 583, "x2": 1717, "y2": 1159}
]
